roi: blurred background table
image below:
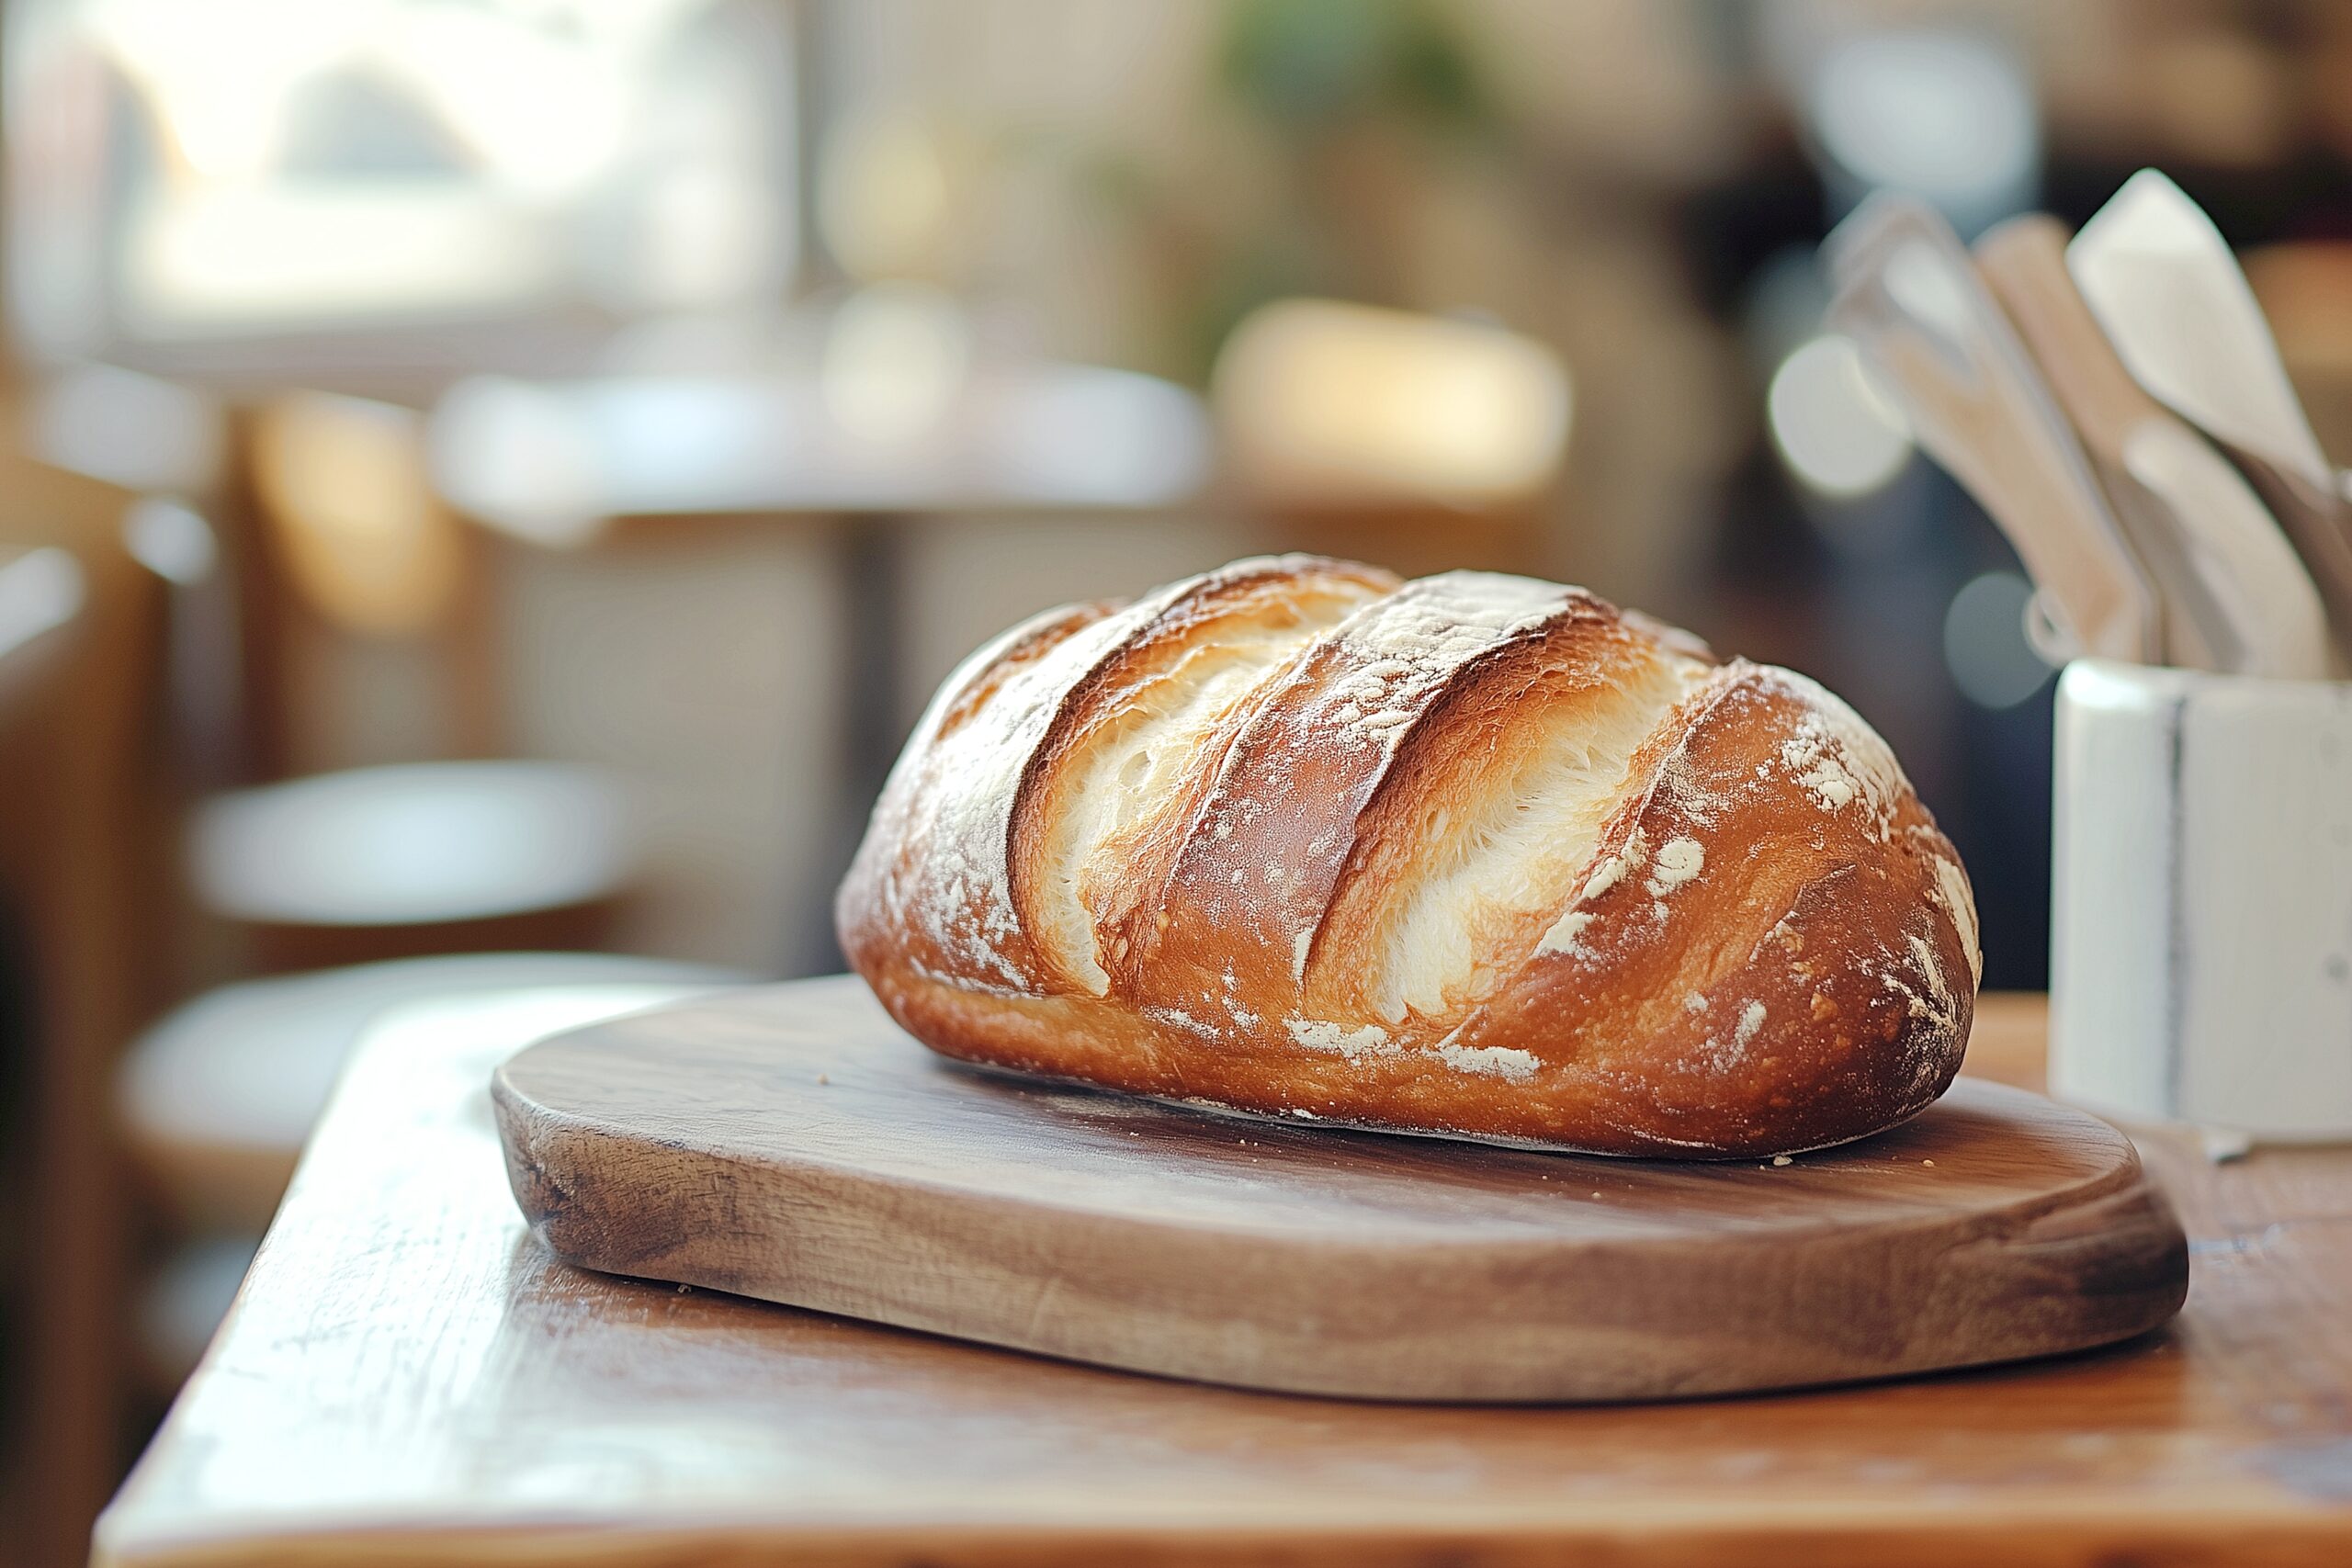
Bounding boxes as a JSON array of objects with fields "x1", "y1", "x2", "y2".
[
  {"x1": 94, "y1": 991, "x2": 2352, "y2": 1568},
  {"x1": 425, "y1": 363, "x2": 1214, "y2": 971}
]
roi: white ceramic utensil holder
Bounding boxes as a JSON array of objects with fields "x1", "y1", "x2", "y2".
[{"x1": 2052, "y1": 660, "x2": 2352, "y2": 1140}]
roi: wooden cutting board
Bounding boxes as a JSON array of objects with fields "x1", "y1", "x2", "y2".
[{"x1": 492, "y1": 976, "x2": 2187, "y2": 1403}]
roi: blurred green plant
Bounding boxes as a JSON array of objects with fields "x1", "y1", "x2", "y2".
[
  {"x1": 1184, "y1": 0, "x2": 1500, "y2": 378},
  {"x1": 1218, "y1": 0, "x2": 1489, "y2": 136},
  {"x1": 1018, "y1": 0, "x2": 1504, "y2": 385}
]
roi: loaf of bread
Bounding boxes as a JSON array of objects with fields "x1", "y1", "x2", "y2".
[{"x1": 838, "y1": 556, "x2": 1979, "y2": 1157}]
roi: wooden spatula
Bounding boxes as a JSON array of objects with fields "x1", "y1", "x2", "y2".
[
  {"x1": 1975, "y1": 215, "x2": 2331, "y2": 679},
  {"x1": 1826, "y1": 194, "x2": 2160, "y2": 663},
  {"x1": 2069, "y1": 170, "x2": 2352, "y2": 663}
]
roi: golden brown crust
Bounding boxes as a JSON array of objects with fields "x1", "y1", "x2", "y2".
[{"x1": 837, "y1": 557, "x2": 1978, "y2": 1157}]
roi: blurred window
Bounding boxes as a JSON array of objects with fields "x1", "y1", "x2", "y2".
[{"x1": 5, "y1": 0, "x2": 797, "y2": 367}]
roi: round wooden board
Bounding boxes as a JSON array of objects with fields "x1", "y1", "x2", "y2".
[{"x1": 493, "y1": 976, "x2": 2188, "y2": 1403}]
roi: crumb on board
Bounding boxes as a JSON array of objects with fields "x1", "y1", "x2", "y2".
[
  {"x1": 1923, "y1": 1158, "x2": 1935, "y2": 1167},
  {"x1": 1771, "y1": 1155, "x2": 1792, "y2": 1167}
]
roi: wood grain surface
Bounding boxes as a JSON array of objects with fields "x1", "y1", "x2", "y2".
[
  {"x1": 492, "y1": 977, "x2": 2184, "y2": 1401},
  {"x1": 95, "y1": 988, "x2": 2352, "y2": 1568}
]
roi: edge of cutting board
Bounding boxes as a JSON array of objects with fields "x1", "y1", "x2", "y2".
[{"x1": 492, "y1": 976, "x2": 2187, "y2": 1403}]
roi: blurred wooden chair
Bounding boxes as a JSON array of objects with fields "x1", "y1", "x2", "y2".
[
  {"x1": 232, "y1": 390, "x2": 500, "y2": 779},
  {"x1": 188, "y1": 389, "x2": 649, "y2": 967},
  {"x1": 92, "y1": 391, "x2": 752, "y2": 1404},
  {"x1": 119, "y1": 951, "x2": 739, "y2": 1234},
  {"x1": 0, "y1": 449, "x2": 165, "y2": 1568},
  {"x1": 186, "y1": 759, "x2": 637, "y2": 974},
  {"x1": 117, "y1": 950, "x2": 746, "y2": 1392}
]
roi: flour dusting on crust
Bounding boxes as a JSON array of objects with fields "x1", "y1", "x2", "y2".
[
  {"x1": 1537, "y1": 826, "x2": 1652, "y2": 956},
  {"x1": 1763, "y1": 671, "x2": 1905, "y2": 835},
  {"x1": 1288, "y1": 1016, "x2": 1541, "y2": 1083},
  {"x1": 1434, "y1": 1041, "x2": 1540, "y2": 1082},
  {"x1": 1315, "y1": 572, "x2": 1571, "y2": 756},
  {"x1": 1285, "y1": 1017, "x2": 1397, "y2": 1061},
  {"x1": 871, "y1": 601, "x2": 1152, "y2": 989},
  {"x1": 1925, "y1": 849, "x2": 1983, "y2": 984},
  {"x1": 1646, "y1": 837, "x2": 1704, "y2": 896}
]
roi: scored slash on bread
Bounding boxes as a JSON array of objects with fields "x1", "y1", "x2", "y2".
[{"x1": 838, "y1": 555, "x2": 1981, "y2": 1157}]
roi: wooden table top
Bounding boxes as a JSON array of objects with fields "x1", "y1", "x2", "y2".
[{"x1": 95, "y1": 987, "x2": 2352, "y2": 1568}]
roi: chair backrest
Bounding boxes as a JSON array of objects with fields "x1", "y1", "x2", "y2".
[
  {"x1": 232, "y1": 391, "x2": 501, "y2": 777},
  {"x1": 0, "y1": 442, "x2": 166, "y2": 1568}
]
